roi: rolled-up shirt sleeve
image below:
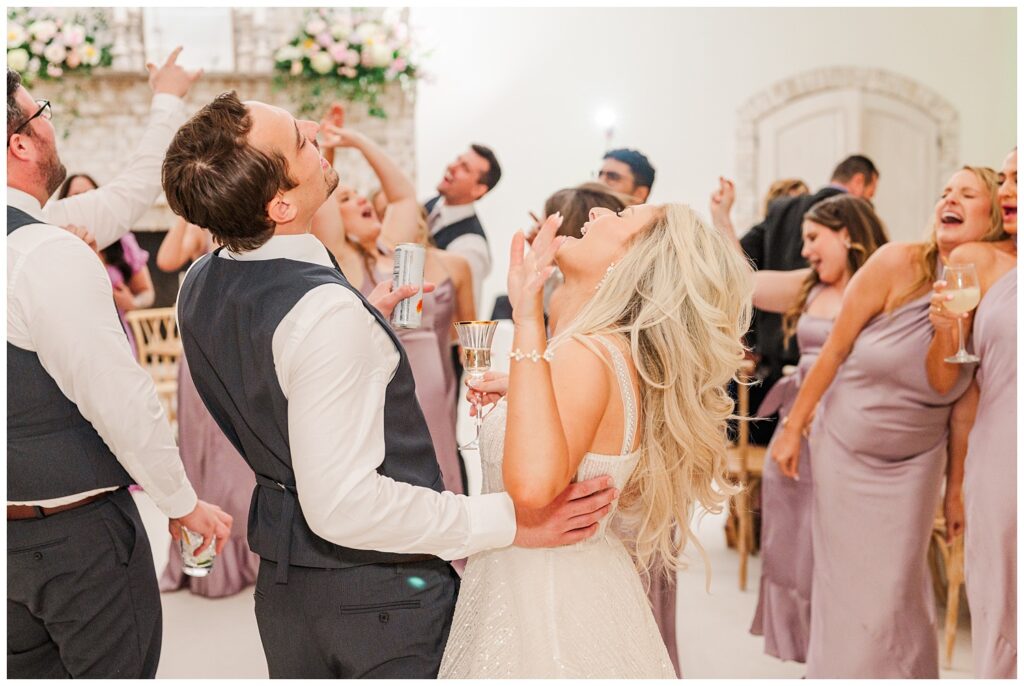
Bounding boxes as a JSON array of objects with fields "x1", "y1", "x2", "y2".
[
  {"x1": 278, "y1": 284, "x2": 516, "y2": 559},
  {"x1": 41, "y1": 93, "x2": 189, "y2": 250},
  {"x1": 11, "y1": 229, "x2": 197, "y2": 518}
]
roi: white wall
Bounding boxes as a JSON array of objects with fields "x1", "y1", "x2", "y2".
[{"x1": 411, "y1": 7, "x2": 1016, "y2": 316}]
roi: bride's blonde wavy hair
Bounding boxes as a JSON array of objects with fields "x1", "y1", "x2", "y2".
[{"x1": 552, "y1": 203, "x2": 753, "y2": 585}]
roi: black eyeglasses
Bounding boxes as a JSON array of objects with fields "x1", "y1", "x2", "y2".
[{"x1": 7, "y1": 100, "x2": 52, "y2": 147}]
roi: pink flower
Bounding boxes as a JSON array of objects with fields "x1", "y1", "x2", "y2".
[
  {"x1": 316, "y1": 31, "x2": 333, "y2": 48},
  {"x1": 343, "y1": 48, "x2": 360, "y2": 68},
  {"x1": 328, "y1": 42, "x2": 349, "y2": 62},
  {"x1": 339, "y1": 66, "x2": 357, "y2": 79},
  {"x1": 46, "y1": 63, "x2": 62, "y2": 78},
  {"x1": 391, "y1": 57, "x2": 406, "y2": 73}
]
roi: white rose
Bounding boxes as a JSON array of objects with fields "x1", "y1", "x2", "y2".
[
  {"x1": 7, "y1": 22, "x2": 28, "y2": 47},
  {"x1": 366, "y1": 43, "x2": 392, "y2": 68},
  {"x1": 28, "y1": 56, "x2": 41, "y2": 73},
  {"x1": 28, "y1": 20, "x2": 57, "y2": 43},
  {"x1": 355, "y1": 22, "x2": 380, "y2": 41},
  {"x1": 61, "y1": 24, "x2": 86, "y2": 47},
  {"x1": 43, "y1": 41, "x2": 67, "y2": 65},
  {"x1": 305, "y1": 18, "x2": 327, "y2": 36},
  {"x1": 330, "y1": 18, "x2": 352, "y2": 40},
  {"x1": 274, "y1": 45, "x2": 300, "y2": 63},
  {"x1": 7, "y1": 48, "x2": 30, "y2": 72},
  {"x1": 310, "y1": 51, "x2": 335, "y2": 75},
  {"x1": 29, "y1": 41, "x2": 46, "y2": 56},
  {"x1": 81, "y1": 43, "x2": 100, "y2": 66}
]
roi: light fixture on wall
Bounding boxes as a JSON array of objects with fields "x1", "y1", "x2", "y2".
[{"x1": 594, "y1": 106, "x2": 617, "y2": 148}]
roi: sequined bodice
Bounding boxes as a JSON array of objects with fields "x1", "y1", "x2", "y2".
[{"x1": 479, "y1": 336, "x2": 640, "y2": 544}]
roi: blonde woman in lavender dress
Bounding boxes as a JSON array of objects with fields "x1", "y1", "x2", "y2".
[
  {"x1": 439, "y1": 204, "x2": 753, "y2": 677},
  {"x1": 926, "y1": 148, "x2": 1017, "y2": 678},
  {"x1": 773, "y1": 166, "x2": 1008, "y2": 677},
  {"x1": 711, "y1": 190, "x2": 889, "y2": 664}
]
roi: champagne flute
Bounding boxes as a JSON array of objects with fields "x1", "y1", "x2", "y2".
[
  {"x1": 942, "y1": 263, "x2": 981, "y2": 364},
  {"x1": 455, "y1": 320, "x2": 498, "y2": 450}
]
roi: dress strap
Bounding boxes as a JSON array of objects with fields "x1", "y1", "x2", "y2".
[{"x1": 590, "y1": 336, "x2": 637, "y2": 455}]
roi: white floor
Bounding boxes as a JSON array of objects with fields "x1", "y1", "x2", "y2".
[{"x1": 136, "y1": 490, "x2": 974, "y2": 679}]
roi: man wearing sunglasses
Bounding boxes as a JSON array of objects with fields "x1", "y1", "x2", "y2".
[
  {"x1": 7, "y1": 50, "x2": 233, "y2": 678},
  {"x1": 596, "y1": 148, "x2": 656, "y2": 203}
]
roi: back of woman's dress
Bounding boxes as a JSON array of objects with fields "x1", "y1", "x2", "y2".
[
  {"x1": 750, "y1": 285, "x2": 832, "y2": 663},
  {"x1": 963, "y1": 268, "x2": 1016, "y2": 678},
  {"x1": 805, "y1": 291, "x2": 970, "y2": 677},
  {"x1": 439, "y1": 337, "x2": 675, "y2": 678}
]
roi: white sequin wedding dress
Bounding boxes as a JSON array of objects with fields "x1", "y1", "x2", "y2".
[{"x1": 439, "y1": 338, "x2": 676, "y2": 678}]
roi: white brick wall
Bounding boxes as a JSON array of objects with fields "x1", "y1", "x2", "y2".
[{"x1": 30, "y1": 9, "x2": 416, "y2": 231}]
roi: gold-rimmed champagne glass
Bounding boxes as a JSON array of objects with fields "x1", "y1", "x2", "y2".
[
  {"x1": 455, "y1": 320, "x2": 498, "y2": 450},
  {"x1": 942, "y1": 263, "x2": 981, "y2": 364}
]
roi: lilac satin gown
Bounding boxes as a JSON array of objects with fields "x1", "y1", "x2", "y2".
[
  {"x1": 963, "y1": 267, "x2": 1017, "y2": 678},
  {"x1": 750, "y1": 286, "x2": 832, "y2": 663},
  {"x1": 805, "y1": 290, "x2": 970, "y2": 678},
  {"x1": 161, "y1": 353, "x2": 260, "y2": 597}
]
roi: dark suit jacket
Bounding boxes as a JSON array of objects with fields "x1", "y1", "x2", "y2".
[{"x1": 739, "y1": 185, "x2": 845, "y2": 378}]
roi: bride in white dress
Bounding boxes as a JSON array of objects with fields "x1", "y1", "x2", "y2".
[{"x1": 439, "y1": 203, "x2": 753, "y2": 678}]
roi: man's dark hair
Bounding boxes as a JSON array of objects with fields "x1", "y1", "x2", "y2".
[
  {"x1": 470, "y1": 143, "x2": 501, "y2": 192},
  {"x1": 162, "y1": 91, "x2": 296, "y2": 252},
  {"x1": 8, "y1": 67, "x2": 24, "y2": 138},
  {"x1": 603, "y1": 148, "x2": 656, "y2": 191},
  {"x1": 831, "y1": 154, "x2": 879, "y2": 184}
]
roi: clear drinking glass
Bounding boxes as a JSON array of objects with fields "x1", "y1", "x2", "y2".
[
  {"x1": 180, "y1": 526, "x2": 216, "y2": 577},
  {"x1": 942, "y1": 263, "x2": 981, "y2": 364},
  {"x1": 455, "y1": 320, "x2": 498, "y2": 450}
]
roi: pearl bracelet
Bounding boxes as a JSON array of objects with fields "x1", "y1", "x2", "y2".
[{"x1": 509, "y1": 348, "x2": 555, "y2": 363}]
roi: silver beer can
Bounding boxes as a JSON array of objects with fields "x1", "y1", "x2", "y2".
[{"x1": 391, "y1": 243, "x2": 425, "y2": 329}]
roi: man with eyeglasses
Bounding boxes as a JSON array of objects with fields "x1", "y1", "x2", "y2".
[
  {"x1": 7, "y1": 50, "x2": 233, "y2": 678},
  {"x1": 597, "y1": 148, "x2": 656, "y2": 203}
]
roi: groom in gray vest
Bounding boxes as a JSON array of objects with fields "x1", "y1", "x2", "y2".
[{"x1": 163, "y1": 92, "x2": 618, "y2": 678}]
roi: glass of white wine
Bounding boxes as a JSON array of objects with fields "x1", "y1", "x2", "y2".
[
  {"x1": 455, "y1": 320, "x2": 499, "y2": 450},
  {"x1": 942, "y1": 263, "x2": 981, "y2": 364}
]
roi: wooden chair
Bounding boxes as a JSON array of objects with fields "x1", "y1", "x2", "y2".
[
  {"x1": 929, "y1": 508, "x2": 965, "y2": 669},
  {"x1": 726, "y1": 359, "x2": 768, "y2": 591},
  {"x1": 125, "y1": 307, "x2": 181, "y2": 428}
]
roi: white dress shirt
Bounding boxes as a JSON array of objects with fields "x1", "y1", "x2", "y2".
[
  {"x1": 199, "y1": 234, "x2": 516, "y2": 560},
  {"x1": 428, "y1": 198, "x2": 491, "y2": 312},
  {"x1": 7, "y1": 93, "x2": 194, "y2": 515},
  {"x1": 7, "y1": 190, "x2": 197, "y2": 517}
]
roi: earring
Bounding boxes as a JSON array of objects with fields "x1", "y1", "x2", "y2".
[{"x1": 595, "y1": 262, "x2": 616, "y2": 291}]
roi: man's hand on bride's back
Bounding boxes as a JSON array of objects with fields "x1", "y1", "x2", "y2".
[{"x1": 512, "y1": 476, "x2": 618, "y2": 548}]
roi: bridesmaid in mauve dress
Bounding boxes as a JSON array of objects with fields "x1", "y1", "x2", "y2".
[
  {"x1": 925, "y1": 148, "x2": 1017, "y2": 678},
  {"x1": 709, "y1": 192, "x2": 889, "y2": 664},
  {"x1": 964, "y1": 268, "x2": 1017, "y2": 677},
  {"x1": 772, "y1": 166, "x2": 1006, "y2": 677}
]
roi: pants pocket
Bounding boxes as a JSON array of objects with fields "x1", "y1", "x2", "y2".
[{"x1": 339, "y1": 599, "x2": 422, "y2": 615}]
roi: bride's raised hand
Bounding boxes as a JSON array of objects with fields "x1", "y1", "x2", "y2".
[{"x1": 508, "y1": 212, "x2": 565, "y2": 324}]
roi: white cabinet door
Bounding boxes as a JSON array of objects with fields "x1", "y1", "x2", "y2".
[{"x1": 755, "y1": 87, "x2": 942, "y2": 243}]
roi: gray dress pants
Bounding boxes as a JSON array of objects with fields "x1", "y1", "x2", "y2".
[
  {"x1": 253, "y1": 557, "x2": 459, "y2": 678},
  {"x1": 7, "y1": 488, "x2": 162, "y2": 678}
]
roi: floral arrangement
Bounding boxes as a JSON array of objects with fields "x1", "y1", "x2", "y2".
[
  {"x1": 6, "y1": 8, "x2": 113, "y2": 82},
  {"x1": 273, "y1": 8, "x2": 420, "y2": 119}
]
